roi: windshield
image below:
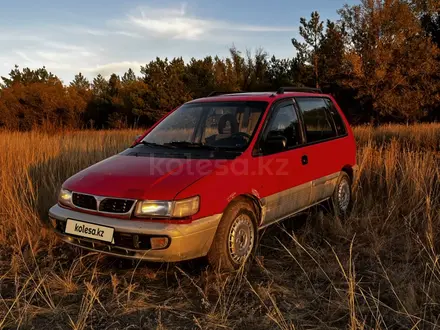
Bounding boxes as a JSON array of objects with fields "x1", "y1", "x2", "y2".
[{"x1": 143, "y1": 101, "x2": 267, "y2": 150}]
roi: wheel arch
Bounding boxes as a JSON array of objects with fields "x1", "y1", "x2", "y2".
[
  {"x1": 227, "y1": 194, "x2": 262, "y2": 227},
  {"x1": 341, "y1": 165, "x2": 354, "y2": 182}
]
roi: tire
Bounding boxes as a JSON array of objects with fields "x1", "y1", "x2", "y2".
[
  {"x1": 207, "y1": 200, "x2": 257, "y2": 271},
  {"x1": 332, "y1": 172, "x2": 353, "y2": 219}
]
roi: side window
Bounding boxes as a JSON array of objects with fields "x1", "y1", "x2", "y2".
[
  {"x1": 325, "y1": 99, "x2": 347, "y2": 136},
  {"x1": 296, "y1": 98, "x2": 337, "y2": 143},
  {"x1": 264, "y1": 103, "x2": 302, "y2": 149}
]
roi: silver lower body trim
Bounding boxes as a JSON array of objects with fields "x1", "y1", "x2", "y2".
[
  {"x1": 259, "y1": 171, "x2": 341, "y2": 227},
  {"x1": 258, "y1": 197, "x2": 330, "y2": 229}
]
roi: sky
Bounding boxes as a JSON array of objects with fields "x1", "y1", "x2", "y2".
[{"x1": 0, "y1": 0, "x2": 358, "y2": 84}]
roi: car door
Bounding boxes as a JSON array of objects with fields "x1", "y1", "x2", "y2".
[
  {"x1": 294, "y1": 97, "x2": 348, "y2": 203},
  {"x1": 250, "y1": 99, "x2": 314, "y2": 227}
]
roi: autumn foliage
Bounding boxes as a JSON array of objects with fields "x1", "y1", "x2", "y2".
[{"x1": 0, "y1": 0, "x2": 439, "y2": 131}]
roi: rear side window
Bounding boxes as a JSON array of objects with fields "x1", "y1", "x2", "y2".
[
  {"x1": 296, "y1": 98, "x2": 337, "y2": 143},
  {"x1": 325, "y1": 99, "x2": 347, "y2": 136}
]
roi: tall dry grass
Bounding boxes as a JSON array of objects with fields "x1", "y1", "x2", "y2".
[{"x1": 0, "y1": 124, "x2": 439, "y2": 329}]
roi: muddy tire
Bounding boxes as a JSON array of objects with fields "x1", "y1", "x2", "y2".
[
  {"x1": 332, "y1": 172, "x2": 353, "y2": 219},
  {"x1": 207, "y1": 200, "x2": 257, "y2": 271}
]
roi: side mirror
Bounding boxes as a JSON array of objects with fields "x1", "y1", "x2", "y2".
[{"x1": 262, "y1": 135, "x2": 287, "y2": 154}]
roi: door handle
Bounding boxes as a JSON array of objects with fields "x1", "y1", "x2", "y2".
[{"x1": 301, "y1": 155, "x2": 308, "y2": 165}]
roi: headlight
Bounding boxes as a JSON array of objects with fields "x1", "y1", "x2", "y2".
[
  {"x1": 135, "y1": 201, "x2": 172, "y2": 217},
  {"x1": 58, "y1": 188, "x2": 73, "y2": 207},
  {"x1": 134, "y1": 196, "x2": 199, "y2": 218}
]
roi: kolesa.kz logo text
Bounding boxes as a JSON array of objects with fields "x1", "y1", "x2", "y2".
[{"x1": 74, "y1": 223, "x2": 104, "y2": 237}]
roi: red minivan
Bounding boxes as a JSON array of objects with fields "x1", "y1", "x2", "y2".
[{"x1": 48, "y1": 87, "x2": 357, "y2": 270}]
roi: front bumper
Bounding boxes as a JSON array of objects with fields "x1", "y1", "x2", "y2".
[{"x1": 48, "y1": 204, "x2": 222, "y2": 262}]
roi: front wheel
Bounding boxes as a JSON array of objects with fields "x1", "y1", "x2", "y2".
[{"x1": 207, "y1": 200, "x2": 257, "y2": 271}]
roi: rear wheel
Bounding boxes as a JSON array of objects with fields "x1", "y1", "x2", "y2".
[
  {"x1": 332, "y1": 172, "x2": 352, "y2": 219},
  {"x1": 207, "y1": 200, "x2": 257, "y2": 271}
]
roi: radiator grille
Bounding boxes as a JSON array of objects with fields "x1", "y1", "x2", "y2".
[
  {"x1": 72, "y1": 193, "x2": 97, "y2": 210},
  {"x1": 99, "y1": 198, "x2": 135, "y2": 214}
]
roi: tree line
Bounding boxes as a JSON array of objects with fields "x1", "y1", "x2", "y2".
[{"x1": 0, "y1": 0, "x2": 439, "y2": 131}]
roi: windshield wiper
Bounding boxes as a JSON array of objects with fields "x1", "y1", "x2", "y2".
[
  {"x1": 164, "y1": 141, "x2": 218, "y2": 150},
  {"x1": 164, "y1": 141, "x2": 243, "y2": 153},
  {"x1": 137, "y1": 141, "x2": 177, "y2": 149}
]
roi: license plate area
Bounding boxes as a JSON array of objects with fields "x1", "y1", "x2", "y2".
[{"x1": 65, "y1": 219, "x2": 114, "y2": 243}]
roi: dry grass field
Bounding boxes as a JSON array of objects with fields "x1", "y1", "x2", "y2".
[{"x1": 1, "y1": 124, "x2": 440, "y2": 329}]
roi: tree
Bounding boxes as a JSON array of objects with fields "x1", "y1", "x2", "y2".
[
  {"x1": 410, "y1": 0, "x2": 440, "y2": 46},
  {"x1": 120, "y1": 79, "x2": 150, "y2": 127},
  {"x1": 266, "y1": 56, "x2": 292, "y2": 88},
  {"x1": 412, "y1": 0, "x2": 440, "y2": 120},
  {"x1": 121, "y1": 68, "x2": 137, "y2": 84},
  {"x1": 84, "y1": 74, "x2": 110, "y2": 128},
  {"x1": 1, "y1": 65, "x2": 59, "y2": 88},
  {"x1": 291, "y1": 12, "x2": 324, "y2": 88},
  {"x1": 318, "y1": 20, "x2": 347, "y2": 87},
  {"x1": 0, "y1": 66, "x2": 86, "y2": 130},
  {"x1": 70, "y1": 72, "x2": 90, "y2": 91},
  {"x1": 185, "y1": 57, "x2": 215, "y2": 98},
  {"x1": 229, "y1": 46, "x2": 247, "y2": 90},
  {"x1": 246, "y1": 48, "x2": 270, "y2": 91},
  {"x1": 212, "y1": 56, "x2": 240, "y2": 91},
  {"x1": 339, "y1": 0, "x2": 440, "y2": 122},
  {"x1": 92, "y1": 74, "x2": 108, "y2": 96},
  {"x1": 141, "y1": 57, "x2": 191, "y2": 122},
  {"x1": 1, "y1": 15, "x2": 439, "y2": 130}
]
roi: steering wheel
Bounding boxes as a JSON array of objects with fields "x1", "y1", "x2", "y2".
[{"x1": 230, "y1": 132, "x2": 251, "y2": 141}]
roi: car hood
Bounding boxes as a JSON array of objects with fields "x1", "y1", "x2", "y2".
[{"x1": 63, "y1": 154, "x2": 228, "y2": 200}]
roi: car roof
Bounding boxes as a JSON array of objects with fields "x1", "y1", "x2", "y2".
[{"x1": 187, "y1": 91, "x2": 331, "y2": 104}]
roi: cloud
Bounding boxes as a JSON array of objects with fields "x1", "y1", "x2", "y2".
[
  {"x1": 57, "y1": 25, "x2": 144, "y2": 39},
  {"x1": 0, "y1": 33, "x2": 43, "y2": 42},
  {"x1": 124, "y1": 4, "x2": 296, "y2": 40},
  {"x1": 36, "y1": 49, "x2": 94, "y2": 62},
  {"x1": 0, "y1": 3, "x2": 298, "y2": 83},
  {"x1": 0, "y1": 35, "x2": 101, "y2": 81},
  {"x1": 82, "y1": 61, "x2": 143, "y2": 77},
  {"x1": 114, "y1": 31, "x2": 143, "y2": 38},
  {"x1": 42, "y1": 41, "x2": 91, "y2": 53},
  {"x1": 15, "y1": 51, "x2": 34, "y2": 64}
]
